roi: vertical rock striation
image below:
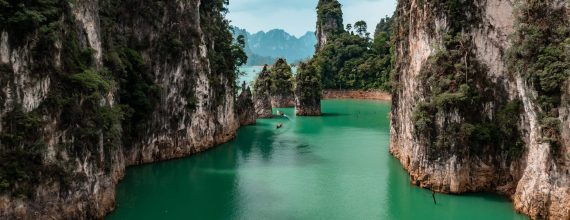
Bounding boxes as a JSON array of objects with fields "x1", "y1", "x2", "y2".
[
  {"x1": 0, "y1": 0, "x2": 240, "y2": 219},
  {"x1": 253, "y1": 65, "x2": 273, "y2": 118},
  {"x1": 237, "y1": 82, "x2": 256, "y2": 125},
  {"x1": 390, "y1": 0, "x2": 569, "y2": 219},
  {"x1": 315, "y1": 0, "x2": 344, "y2": 51}
]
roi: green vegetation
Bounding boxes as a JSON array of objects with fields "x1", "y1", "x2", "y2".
[
  {"x1": 270, "y1": 58, "x2": 294, "y2": 97},
  {"x1": 0, "y1": 108, "x2": 43, "y2": 149},
  {"x1": 316, "y1": 0, "x2": 344, "y2": 36},
  {"x1": 0, "y1": 0, "x2": 65, "y2": 46},
  {"x1": 201, "y1": 0, "x2": 248, "y2": 105},
  {"x1": 295, "y1": 61, "x2": 322, "y2": 105},
  {"x1": 0, "y1": 150, "x2": 45, "y2": 197},
  {"x1": 507, "y1": 1, "x2": 569, "y2": 153},
  {"x1": 404, "y1": 2, "x2": 526, "y2": 160},
  {"x1": 0, "y1": 0, "x2": 246, "y2": 197},
  {"x1": 313, "y1": 17, "x2": 393, "y2": 90},
  {"x1": 253, "y1": 65, "x2": 272, "y2": 95}
]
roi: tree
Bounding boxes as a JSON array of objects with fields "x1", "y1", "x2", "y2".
[
  {"x1": 312, "y1": 16, "x2": 393, "y2": 91},
  {"x1": 346, "y1": 24, "x2": 352, "y2": 32},
  {"x1": 270, "y1": 58, "x2": 294, "y2": 97},
  {"x1": 354, "y1": 20, "x2": 368, "y2": 37}
]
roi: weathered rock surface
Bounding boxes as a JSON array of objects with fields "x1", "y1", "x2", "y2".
[
  {"x1": 237, "y1": 82, "x2": 256, "y2": 125},
  {"x1": 0, "y1": 0, "x2": 239, "y2": 219},
  {"x1": 390, "y1": 0, "x2": 569, "y2": 219},
  {"x1": 315, "y1": 0, "x2": 344, "y2": 52},
  {"x1": 253, "y1": 65, "x2": 273, "y2": 118}
]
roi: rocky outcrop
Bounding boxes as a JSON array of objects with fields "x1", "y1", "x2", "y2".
[
  {"x1": 390, "y1": 0, "x2": 569, "y2": 219},
  {"x1": 237, "y1": 82, "x2": 256, "y2": 125},
  {"x1": 269, "y1": 58, "x2": 295, "y2": 107},
  {"x1": 315, "y1": 0, "x2": 344, "y2": 51},
  {"x1": 322, "y1": 90, "x2": 391, "y2": 100},
  {"x1": 0, "y1": 0, "x2": 240, "y2": 219},
  {"x1": 253, "y1": 65, "x2": 273, "y2": 118},
  {"x1": 295, "y1": 62, "x2": 321, "y2": 116}
]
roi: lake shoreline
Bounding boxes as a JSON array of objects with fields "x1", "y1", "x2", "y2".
[{"x1": 322, "y1": 90, "x2": 391, "y2": 101}]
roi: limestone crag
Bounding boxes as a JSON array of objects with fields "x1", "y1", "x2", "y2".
[
  {"x1": 237, "y1": 82, "x2": 257, "y2": 125},
  {"x1": 295, "y1": 62, "x2": 321, "y2": 116},
  {"x1": 269, "y1": 58, "x2": 295, "y2": 108},
  {"x1": 390, "y1": 0, "x2": 570, "y2": 219},
  {"x1": 0, "y1": 0, "x2": 239, "y2": 219},
  {"x1": 253, "y1": 65, "x2": 273, "y2": 118},
  {"x1": 315, "y1": 0, "x2": 344, "y2": 51}
]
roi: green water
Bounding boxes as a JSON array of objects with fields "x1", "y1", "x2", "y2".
[{"x1": 107, "y1": 100, "x2": 527, "y2": 220}]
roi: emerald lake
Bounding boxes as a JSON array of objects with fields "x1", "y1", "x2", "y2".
[{"x1": 107, "y1": 100, "x2": 527, "y2": 220}]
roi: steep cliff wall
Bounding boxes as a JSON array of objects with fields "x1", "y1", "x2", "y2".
[
  {"x1": 315, "y1": 0, "x2": 344, "y2": 51},
  {"x1": 0, "y1": 0, "x2": 239, "y2": 219},
  {"x1": 253, "y1": 65, "x2": 273, "y2": 118},
  {"x1": 237, "y1": 82, "x2": 256, "y2": 125},
  {"x1": 390, "y1": 0, "x2": 569, "y2": 219}
]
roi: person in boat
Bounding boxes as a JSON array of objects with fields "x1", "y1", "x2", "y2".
[
  {"x1": 276, "y1": 123, "x2": 283, "y2": 129},
  {"x1": 277, "y1": 110, "x2": 284, "y2": 116}
]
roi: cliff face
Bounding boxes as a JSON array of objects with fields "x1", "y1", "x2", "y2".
[
  {"x1": 237, "y1": 82, "x2": 256, "y2": 125},
  {"x1": 0, "y1": 0, "x2": 239, "y2": 219},
  {"x1": 253, "y1": 65, "x2": 273, "y2": 118},
  {"x1": 315, "y1": 0, "x2": 344, "y2": 51},
  {"x1": 390, "y1": 0, "x2": 569, "y2": 219}
]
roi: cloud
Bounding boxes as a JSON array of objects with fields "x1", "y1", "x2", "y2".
[{"x1": 227, "y1": 0, "x2": 396, "y2": 37}]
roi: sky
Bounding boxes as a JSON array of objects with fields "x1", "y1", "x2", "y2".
[{"x1": 227, "y1": 0, "x2": 397, "y2": 37}]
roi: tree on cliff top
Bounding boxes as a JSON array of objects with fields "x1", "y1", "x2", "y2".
[
  {"x1": 270, "y1": 58, "x2": 294, "y2": 97},
  {"x1": 296, "y1": 62, "x2": 322, "y2": 102},
  {"x1": 253, "y1": 65, "x2": 272, "y2": 95},
  {"x1": 354, "y1": 20, "x2": 368, "y2": 38},
  {"x1": 316, "y1": 0, "x2": 345, "y2": 51},
  {"x1": 313, "y1": 16, "x2": 393, "y2": 90},
  {"x1": 317, "y1": 0, "x2": 344, "y2": 33}
]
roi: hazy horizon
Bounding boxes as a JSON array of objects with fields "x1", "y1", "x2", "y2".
[{"x1": 227, "y1": 0, "x2": 397, "y2": 37}]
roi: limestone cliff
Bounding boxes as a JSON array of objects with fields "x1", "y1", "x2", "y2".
[
  {"x1": 237, "y1": 82, "x2": 256, "y2": 125},
  {"x1": 0, "y1": 0, "x2": 240, "y2": 219},
  {"x1": 253, "y1": 65, "x2": 273, "y2": 118},
  {"x1": 295, "y1": 62, "x2": 321, "y2": 116},
  {"x1": 269, "y1": 58, "x2": 295, "y2": 108},
  {"x1": 390, "y1": 0, "x2": 569, "y2": 219},
  {"x1": 315, "y1": 0, "x2": 344, "y2": 51}
]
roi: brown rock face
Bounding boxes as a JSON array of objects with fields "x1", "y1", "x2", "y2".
[
  {"x1": 253, "y1": 65, "x2": 273, "y2": 118},
  {"x1": 237, "y1": 82, "x2": 257, "y2": 125},
  {"x1": 0, "y1": 0, "x2": 240, "y2": 219},
  {"x1": 391, "y1": 0, "x2": 569, "y2": 219}
]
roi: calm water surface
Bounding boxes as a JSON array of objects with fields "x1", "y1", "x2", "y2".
[{"x1": 107, "y1": 100, "x2": 527, "y2": 220}]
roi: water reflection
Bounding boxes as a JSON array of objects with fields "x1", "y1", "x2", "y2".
[{"x1": 108, "y1": 100, "x2": 527, "y2": 220}]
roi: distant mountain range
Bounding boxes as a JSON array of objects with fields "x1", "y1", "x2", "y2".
[{"x1": 232, "y1": 27, "x2": 317, "y2": 66}]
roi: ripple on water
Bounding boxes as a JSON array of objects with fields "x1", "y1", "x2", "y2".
[{"x1": 107, "y1": 100, "x2": 528, "y2": 220}]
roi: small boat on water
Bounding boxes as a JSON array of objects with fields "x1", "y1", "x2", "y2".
[
  {"x1": 276, "y1": 110, "x2": 284, "y2": 116},
  {"x1": 276, "y1": 123, "x2": 283, "y2": 129}
]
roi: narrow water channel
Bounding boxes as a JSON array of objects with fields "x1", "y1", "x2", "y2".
[{"x1": 107, "y1": 100, "x2": 527, "y2": 220}]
